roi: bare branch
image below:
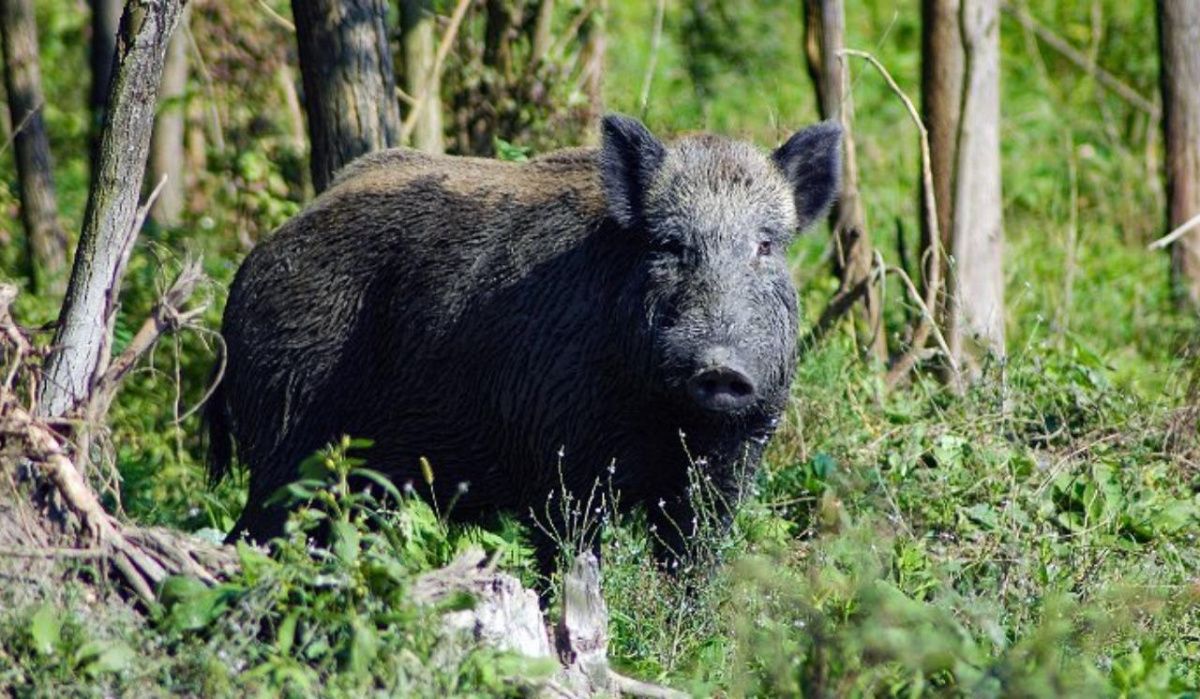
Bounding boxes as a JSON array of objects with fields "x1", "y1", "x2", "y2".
[
  {"x1": 838, "y1": 49, "x2": 959, "y2": 388},
  {"x1": 1002, "y1": 2, "x2": 1160, "y2": 120},
  {"x1": 637, "y1": 0, "x2": 666, "y2": 118},
  {"x1": 87, "y1": 256, "x2": 209, "y2": 424},
  {"x1": 1148, "y1": 212, "x2": 1200, "y2": 251}
]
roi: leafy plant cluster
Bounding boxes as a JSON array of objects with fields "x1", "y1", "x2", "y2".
[
  {"x1": 1, "y1": 439, "x2": 545, "y2": 696},
  {"x1": 2, "y1": 0, "x2": 1197, "y2": 695}
]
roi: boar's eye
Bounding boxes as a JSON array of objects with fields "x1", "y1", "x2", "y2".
[{"x1": 756, "y1": 240, "x2": 774, "y2": 257}]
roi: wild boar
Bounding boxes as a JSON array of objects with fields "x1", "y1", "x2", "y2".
[{"x1": 207, "y1": 114, "x2": 840, "y2": 566}]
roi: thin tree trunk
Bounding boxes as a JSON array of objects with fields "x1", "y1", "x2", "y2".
[
  {"x1": 530, "y1": 0, "x2": 555, "y2": 67},
  {"x1": 292, "y1": 0, "x2": 402, "y2": 192},
  {"x1": 38, "y1": 0, "x2": 189, "y2": 419},
  {"x1": 89, "y1": 0, "x2": 122, "y2": 164},
  {"x1": 400, "y1": 0, "x2": 443, "y2": 154},
  {"x1": 803, "y1": 0, "x2": 885, "y2": 360},
  {"x1": 920, "y1": 0, "x2": 963, "y2": 293},
  {"x1": 148, "y1": 3, "x2": 190, "y2": 226},
  {"x1": 579, "y1": 0, "x2": 607, "y2": 130},
  {"x1": 1158, "y1": 0, "x2": 1200, "y2": 307},
  {"x1": 1, "y1": 0, "x2": 67, "y2": 295},
  {"x1": 946, "y1": 0, "x2": 1005, "y2": 373}
]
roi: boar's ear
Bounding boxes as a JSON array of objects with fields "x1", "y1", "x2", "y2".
[
  {"x1": 600, "y1": 114, "x2": 667, "y2": 228},
  {"x1": 772, "y1": 121, "x2": 842, "y2": 230}
]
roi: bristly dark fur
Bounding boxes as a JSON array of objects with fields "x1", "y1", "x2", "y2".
[{"x1": 209, "y1": 114, "x2": 840, "y2": 563}]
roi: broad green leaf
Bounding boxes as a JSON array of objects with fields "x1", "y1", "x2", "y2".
[
  {"x1": 75, "y1": 639, "x2": 135, "y2": 676},
  {"x1": 29, "y1": 603, "x2": 61, "y2": 656}
]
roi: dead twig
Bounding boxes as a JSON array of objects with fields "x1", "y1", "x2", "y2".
[
  {"x1": 1001, "y1": 2, "x2": 1161, "y2": 120},
  {"x1": 550, "y1": 0, "x2": 603, "y2": 60},
  {"x1": 0, "y1": 99, "x2": 43, "y2": 158},
  {"x1": 1, "y1": 400, "x2": 234, "y2": 603},
  {"x1": 2, "y1": 274, "x2": 233, "y2": 605},
  {"x1": 0, "y1": 546, "x2": 103, "y2": 558},
  {"x1": 87, "y1": 256, "x2": 208, "y2": 424},
  {"x1": 885, "y1": 264, "x2": 955, "y2": 369},
  {"x1": 838, "y1": 49, "x2": 957, "y2": 388},
  {"x1": 637, "y1": 0, "x2": 667, "y2": 119},
  {"x1": 1147, "y1": 212, "x2": 1200, "y2": 251}
]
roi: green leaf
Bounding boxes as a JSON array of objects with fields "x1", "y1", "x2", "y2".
[
  {"x1": 276, "y1": 612, "x2": 299, "y2": 654},
  {"x1": 265, "y1": 479, "x2": 326, "y2": 507},
  {"x1": 237, "y1": 540, "x2": 276, "y2": 581},
  {"x1": 158, "y1": 576, "x2": 234, "y2": 632},
  {"x1": 963, "y1": 503, "x2": 999, "y2": 531},
  {"x1": 158, "y1": 575, "x2": 208, "y2": 607},
  {"x1": 344, "y1": 618, "x2": 378, "y2": 674},
  {"x1": 299, "y1": 453, "x2": 332, "y2": 481},
  {"x1": 75, "y1": 639, "x2": 135, "y2": 677},
  {"x1": 331, "y1": 520, "x2": 361, "y2": 564},
  {"x1": 352, "y1": 467, "x2": 405, "y2": 503},
  {"x1": 494, "y1": 138, "x2": 531, "y2": 162},
  {"x1": 28, "y1": 603, "x2": 61, "y2": 656}
]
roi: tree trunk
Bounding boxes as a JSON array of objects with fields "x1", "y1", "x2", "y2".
[
  {"x1": 89, "y1": 0, "x2": 122, "y2": 165},
  {"x1": 1, "y1": 0, "x2": 67, "y2": 295},
  {"x1": 946, "y1": 0, "x2": 1005, "y2": 374},
  {"x1": 38, "y1": 0, "x2": 189, "y2": 420},
  {"x1": 292, "y1": 0, "x2": 402, "y2": 192},
  {"x1": 530, "y1": 0, "x2": 555, "y2": 67},
  {"x1": 1158, "y1": 0, "x2": 1200, "y2": 307},
  {"x1": 579, "y1": 0, "x2": 607, "y2": 130},
  {"x1": 148, "y1": 3, "x2": 190, "y2": 227},
  {"x1": 1, "y1": 0, "x2": 237, "y2": 607},
  {"x1": 920, "y1": 0, "x2": 963, "y2": 287},
  {"x1": 400, "y1": 0, "x2": 443, "y2": 154},
  {"x1": 803, "y1": 0, "x2": 886, "y2": 361}
]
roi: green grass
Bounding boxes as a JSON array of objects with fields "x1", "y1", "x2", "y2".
[{"x1": 2, "y1": 0, "x2": 1198, "y2": 695}]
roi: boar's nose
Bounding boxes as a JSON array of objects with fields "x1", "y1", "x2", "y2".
[{"x1": 687, "y1": 364, "x2": 757, "y2": 413}]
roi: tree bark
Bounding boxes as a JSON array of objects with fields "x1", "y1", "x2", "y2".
[
  {"x1": 803, "y1": 0, "x2": 886, "y2": 360},
  {"x1": 1158, "y1": 0, "x2": 1200, "y2": 308},
  {"x1": 946, "y1": 0, "x2": 1005, "y2": 373},
  {"x1": 38, "y1": 0, "x2": 189, "y2": 420},
  {"x1": 89, "y1": 0, "x2": 122, "y2": 165},
  {"x1": 148, "y1": 3, "x2": 190, "y2": 227},
  {"x1": 1, "y1": 0, "x2": 236, "y2": 607},
  {"x1": 1, "y1": 0, "x2": 68, "y2": 295},
  {"x1": 292, "y1": 0, "x2": 402, "y2": 192},
  {"x1": 920, "y1": 0, "x2": 963, "y2": 283},
  {"x1": 400, "y1": 0, "x2": 444, "y2": 154}
]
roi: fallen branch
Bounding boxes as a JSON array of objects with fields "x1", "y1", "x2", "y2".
[
  {"x1": 2, "y1": 276, "x2": 234, "y2": 606},
  {"x1": 0, "y1": 399, "x2": 237, "y2": 603}
]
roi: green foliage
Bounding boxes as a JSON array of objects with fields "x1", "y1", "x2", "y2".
[
  {"x1": 2, "y1": 0, "x2": 1197, "y2": 694},
  {"x1": 2, "y1": 442, "x2": 544, "y2": 696}
]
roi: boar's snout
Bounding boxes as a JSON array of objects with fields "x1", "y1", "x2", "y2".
[{"x1": 685, "y1": 349, "x2": 757, "y2": 414}]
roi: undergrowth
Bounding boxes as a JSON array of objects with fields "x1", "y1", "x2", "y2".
[{"x1": 2, "y1": 0, "x2": 1198, "y2": 695}]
